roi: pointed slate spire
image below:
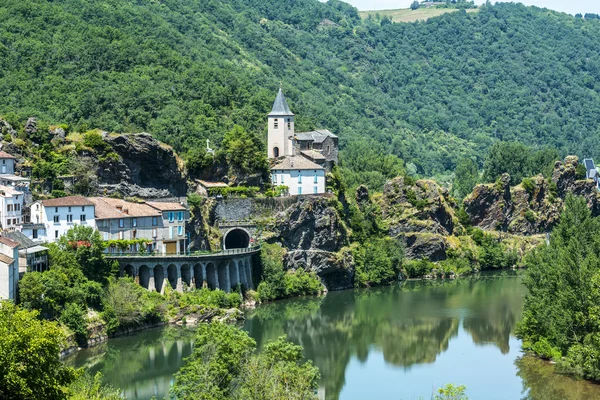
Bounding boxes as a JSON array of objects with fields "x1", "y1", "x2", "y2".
[{"x1": 269, "y1": 88, "x2": 294, "y2": 116}]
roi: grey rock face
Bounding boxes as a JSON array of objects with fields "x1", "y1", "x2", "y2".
[
  {"x1": 0, "y1": 120, "x2": 17, "y2": 137},
  {"x1": 284, "y1": 249, "x2": 354, "y2": 291},
  {"x1": 98, "y1": 133, "x2": 187, "y2": 198},
  {"x1": 24, "y1": 118, "x2": 37, "y2": 136}
]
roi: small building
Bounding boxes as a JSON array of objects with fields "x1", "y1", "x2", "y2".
[
  {"x1": 196, "y1": 180, "x2": 229, "y2": 197},
  {"x1": 0, "y1": 236, "x2": 20, "y2": 301},
  {"x1": 583, "y1": 158, "x2": 600, "y2": 190},
  {"x1": 29, "y1": 196, "x2": 96, "y2": 242},
  {"x1": 2, "y1": 231, "x2": 49, "y2": 273},
  {"x1": 147, "y1": 201, "x2": 190, "y2": 254},
  {"x1": 271, "y1": 156, "x2": 326, "y2": 196},
  {"x1": 0, "y1": 151, "x2": 16, "y2": 175},
  {"x1": 0, "y1": 185, "x2": 24, "y2": 231}
]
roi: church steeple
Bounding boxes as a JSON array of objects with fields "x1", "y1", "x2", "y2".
[
  {"x1": 269, "y1": 88, "x2": 294, "y2": 117},
  {"x1": 268, "y1": 88, "x2": 295, "y2": 159}
]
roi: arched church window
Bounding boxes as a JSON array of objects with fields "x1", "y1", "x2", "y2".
[
  {"x1": 274, "y1": 119, "x2": 278, "y2": 129},
  {"x1": 273, "y1": 147, "x2": 280, "y2": 157}
]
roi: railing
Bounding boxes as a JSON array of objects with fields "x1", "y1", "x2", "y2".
[{"x1": 106, "y1": 245, "x2": 261, "y2": 258}]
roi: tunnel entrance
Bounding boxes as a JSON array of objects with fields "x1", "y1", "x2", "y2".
[{"x1": 224, "y1": 228, "x2": 250, "y2": 250}]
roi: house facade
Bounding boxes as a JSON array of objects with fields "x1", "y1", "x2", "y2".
[
  {"x1": 271, "y1": 156, "x2": 326, "y2": 195},
  {"x1": 0, "y1": 185, "x2": 24, "y2": 230},
  {"x1": 90, "y1": 198, "x2": 189, "y2": 254},
  {"x1": 29, "y1": 196, "x2": 96, "y2": 242},
  {"x1": 0, "y1": 236, "x2": 19, "y2": 301},
  {"x1": 0, "y1": 151, "x2": 16, "y2": 175}
]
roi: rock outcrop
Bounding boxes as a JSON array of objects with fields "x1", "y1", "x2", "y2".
[
  {"x1": 98, "y1": 133, "x2": 187, "y2": 198},
  {"x1": 464, "y1": 156, "x2": 600, "y2": 235}
]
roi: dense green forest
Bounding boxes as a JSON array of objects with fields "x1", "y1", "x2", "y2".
[{"x1": 2, "y1": 0, "x2": 600, "y2": 185}]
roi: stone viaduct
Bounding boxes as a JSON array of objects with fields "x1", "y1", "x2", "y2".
[{"x1": 108, "y1": 246, "x2": 260, "y2": 293}]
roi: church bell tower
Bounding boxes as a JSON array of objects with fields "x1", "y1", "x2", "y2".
[{"x1": 268, "y1": 87, "x2": 294, "y2": 159}]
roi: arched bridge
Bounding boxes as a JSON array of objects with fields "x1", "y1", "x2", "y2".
[{"x1": 108, "y1": 246, "x2": 260, "y2": 294}]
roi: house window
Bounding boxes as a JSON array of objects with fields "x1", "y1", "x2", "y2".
[
  {"x1": 55, "y1": 230, "x2": 59, "y2": 239},
  {"x1": 326, "y1": 145, "x2": 330, "y2": 154},
  {"x1": 152, "y1": 216, "x2": 158, "y2": 226},
  {"x1": 272, "y1": 174, "x2": 277, "y2": 184},
  {"x1": 274, "y1": 118, "x2": 278, "y2": 129},
  {"x1": 169, "y1": 226, "x2": 174, "y2": 239},
  {"x1": 273, "y1": 147, "x2": 279, "y2": 157},
  {"x1": 6, "y1": 219, "x2": 10, "y2": 226},
  {"x1": 152, "y1": 228, "x2": 158, "y2": 238},
  {"x1": 80, "y1": 215, "x2": 86, "y2": 222},
  {"x1": 12, "y1": 218, "x2": 16, "y2": 225},
  {"x1": 33, "y1": 229, "x2": 38, "y2": 239},
  {"x1": 298, "y1": 174, "x2": 302, "y2": 184},
  {"x1": 178, "y1": 212, "x2": 183, "y2": 221},
  {"x1": 132, "y1": 218, "x2": 137, "y2": 227},
  {"x1": 132, "y1": 229, "x2": 137, "y2": 239},
  {"x1": 103, "y1": 232, "x2": 108, "y2": 240},
  {"x1": 15, "y1": 204, "x2": 20, "y2": 211},
  {"x1": 66, "y1": 215, "x2": 73, "y2": 223},
  {"x1": 298, "y1": 187, "x2": 302, "y2": 195},
  {"x1": 68, "y1": 206, "x2": 71, "y2": 212},
  {"x1": 281, "y1": 175, "x2": 284, "y2": 184},
  {"x1": 54, "y1": 207, "x2": 58, "y2": 213},
  {"x1": 314, "y1": 174, "x2": 318, "y2": 184},
  {"x1": 118, "y1": 231, "x2": 124, "y2": 240},
  {"x1": 169, "y1": 212, "x2": 174, "y2": 222},
  {"x1": 287, "y1": 119, "x2": 291, "y2": 129},
  {"x1": 6, "y1": 204, "x2": 11, "y2": 212},
  {"x1": 314, "y1": 186, "x2": 318, "y2": 194},
  {"x1": 15, "y1": 195, "x2": 18, "y2": 200},
  {"x1": 53, "y1": 215, "x2": 59, "y2": 223},
  {"x1": 119, "y1": 218, "x2": 124, "y2": 228},
  {"x1": 81, "y1": 206, "x2": 85, "y2": 212},
  {"x1": 178, "y1": 226, "x2": 183, "y2": 236},
  {"x1": 36, "y1": 204, "x2": 39, "y2": 211}
]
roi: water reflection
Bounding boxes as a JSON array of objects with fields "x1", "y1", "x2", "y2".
[
  {"x1": 65, "y1": 326, "x2": 197, "y2": 399},
  {"x1": 243, "y1": 272, "x2": 527, "y2": 399}
]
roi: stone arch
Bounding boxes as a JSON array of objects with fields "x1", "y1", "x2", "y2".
[
  {"x1": 154, "y1": 265, "x2": 165, "y2": 293},
  {"x1": 223, "y1": 228, "x2": 250, "y2": 250},
  {"x1": 124, "y1": 265, "x2": 135, "y2": 278},
  {"x1": 181, "y1": 264, "x2": 191, "y2": 289},
  {"x1": 139, "y1": 265, "x2": 150, "y2": 289},
  {"x1": 193, "y1": 264, "x2": 203, "y2": 288},
  {"x1": 228, "y1": 260, "x2": 239, "y2": 290},
  {"x1": 167, "y1": 264, "x2": 178, "y2": 290},
  {"x1": 206, "y1": 262, "x2": 217, "y2": 290},
  {"x1": 217, "y1": 262, "x2": 229, "y2": 292}
]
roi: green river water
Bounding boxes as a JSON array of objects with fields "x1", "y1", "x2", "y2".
[{"x1": 65, "y1": 272, "x2": 600, "y2": 399}]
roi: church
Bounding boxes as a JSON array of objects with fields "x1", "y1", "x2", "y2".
[{"x1": 268, "y1": 88, "x2": 338, "y2": 196}]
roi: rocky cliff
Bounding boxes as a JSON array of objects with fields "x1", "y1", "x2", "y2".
[{"x1": 464, "y1": 156, "x2": 600, "y2": 235}]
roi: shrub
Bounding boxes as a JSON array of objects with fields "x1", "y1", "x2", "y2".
[
  {"x1": 353, "y1": 238, "x2": 404, "y2": 286},
  {"x1": 60, "y1": 302, "x2": 88, "y2": 346},
  {"x1": 404, "y1": 259, "x2": 435, "y2": 278},
  {"x1": 524, "y1": 210, "x2": 536, "y2": 223},
  {"x1": 521, "y1": 177, "x2": 535, "y2": 195}
]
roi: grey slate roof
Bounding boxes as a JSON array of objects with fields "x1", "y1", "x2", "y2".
[
  {"x1": 271, "y1": 156, "x2": 324, "y2": 171},
  {"x1": 294, "y1": 129, "x2": 338, "y2": 143},
  {"x1": 3, "y1": 231, "x2": 35, "y2": 249},
  {"x1": 268, "y1": 89, "x2": 294, "y2": 116},
  {"x1": 584, "y1": 159, "x2": 596, "y2": 174}
]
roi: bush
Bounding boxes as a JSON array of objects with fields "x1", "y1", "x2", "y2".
[
  {"x1": 353, "y1": 238, "x2": 404, "y2": 286},
  {"x1": 524, "y1": 210, "x2": 536, "y2": 223},
  {"x1": 521, "y1": 177, "x2": 535, "y2": 195},
  {"x1": 60, "y1": 303, "x2": 88, "y2": 346},
  {"x1": 404, "y1": 259, "x2": 435, "y2": 278}
]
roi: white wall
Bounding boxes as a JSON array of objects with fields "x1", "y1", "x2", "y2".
[
  {"x1": 272, "y1": 169, "x2": 326, "y2": 195},
  {"x1": 0, "y1": 158, "x2": 15, "y2": 175},
  {"x1": 0, "y1": 192, "x2": 24, "y2": 230},
  {"x1": 268, "y1": 115, "x2": 294, "y2": 158},
  {"x1": 31, "y1": 203, "x2": 96, "y2": 242},
  {"x1": 0, "y1": 243, "x2": 19, "y2": 301}
]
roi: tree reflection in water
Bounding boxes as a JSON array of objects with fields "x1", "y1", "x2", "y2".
[{"x1": 244, "y1": 272, "x2": 527, "y2": 399}]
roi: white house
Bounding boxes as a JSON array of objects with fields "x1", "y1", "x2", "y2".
[
  {"x1": 0, "y1": 185, "x2": 24, "y2": 230},
  {"x1": 0, "y1": 236, "x2": 19, "y2": 301},
  {"x1": 271, "y1": 156, "x2": 326, "y2": 195},
  {"x1": 29, "y1": 196, "x2": 96, "y2": 242}
]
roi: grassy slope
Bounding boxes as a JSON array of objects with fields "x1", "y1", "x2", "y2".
[{"x1": 359, "y1": 7, "x2": 479, "y2": 23}]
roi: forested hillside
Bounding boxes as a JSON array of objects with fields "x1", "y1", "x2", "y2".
[{"x1": 2, "y1": 0, "x2": 600, "y2": 186}]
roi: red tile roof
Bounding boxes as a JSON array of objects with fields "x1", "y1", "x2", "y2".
[
  {"x1": 0, "y1": 237, "x2": 20, "y2": 248},
  {"x1": 0, "y1": 151, "x2": 16, "y2": 159}
]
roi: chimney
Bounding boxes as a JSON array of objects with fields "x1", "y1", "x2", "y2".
[{"x1": 123, "y1": 208, "x2": 129, "y2": 215}]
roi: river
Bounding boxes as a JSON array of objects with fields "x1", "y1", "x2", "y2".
[{"x1": 65, "y1": 272, "x2": 600, "y2": 399}]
